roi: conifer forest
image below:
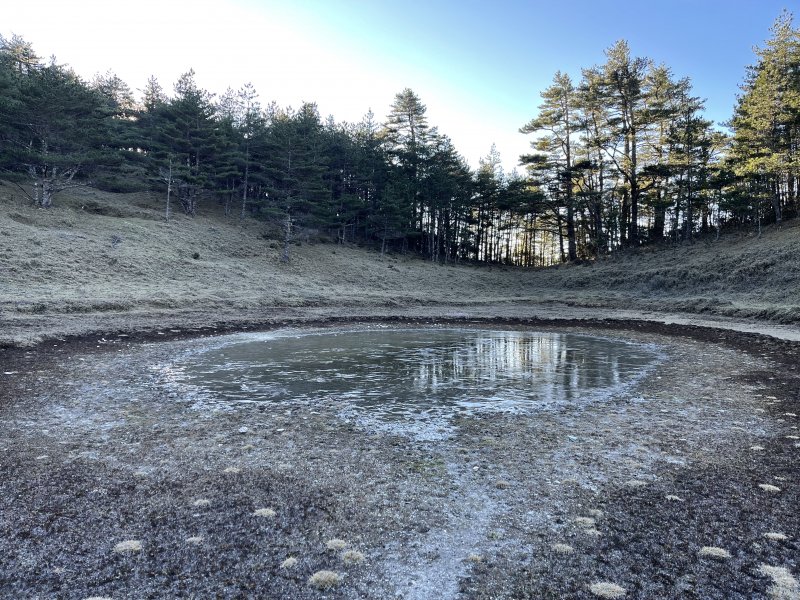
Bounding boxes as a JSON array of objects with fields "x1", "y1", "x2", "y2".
[{"x1": 1, "y1": 11, "x2": 798, "y2": 266}]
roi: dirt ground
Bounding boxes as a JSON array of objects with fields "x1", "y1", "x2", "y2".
[
  {"x1": 1, "y1": 185, "x2": 799, "y2": 598},
  {"x1": 1, "y1": 314, "x2": 798, "y2": 599}
]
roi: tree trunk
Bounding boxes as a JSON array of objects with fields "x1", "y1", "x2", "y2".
[
  {"x1": 772, "y1": 181, "x2": 783, "y2": 224},
  {"x1": 41, "y1": 184, "x2": 53, "y2": 209},
  {"x1": 240, "y1": 147, "x2": 250, "y2": 219},
  {"x1": 566, "y1": 204, "x2": 577, "y2": 261},
  {"x1": 162, "y1": 157, "x2": 173, "y2": 221},
  {"x1": 282, "y1": 212, "x2": 292, "y2": 263},
  {"x1": 628, "y1": 125, "x2": 639, "y2": 246}
]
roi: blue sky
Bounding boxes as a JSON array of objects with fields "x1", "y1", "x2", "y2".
[{"x1": 5, "y1": 0, "x2": 795, "y2": 172}]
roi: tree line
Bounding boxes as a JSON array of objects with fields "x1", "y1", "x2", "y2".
[
  {"x1": 0, "y1": 11, "x2": 797, "y2": 265},
  {"x1": 522, "y1": 11, "x2": 800, "y2": 261}
]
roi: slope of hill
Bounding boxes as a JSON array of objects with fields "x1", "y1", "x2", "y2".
[{"x1": 2, "y1": 182, "x2": 799, "y2": 345}]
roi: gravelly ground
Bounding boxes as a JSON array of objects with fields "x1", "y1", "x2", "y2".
[{"x1": 0, "y1": 318, "x2": 798, "y2": 599}]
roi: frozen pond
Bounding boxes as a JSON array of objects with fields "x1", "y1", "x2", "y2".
[
  {"x1": 1, "y1": 322, "x2": 788, "y2": 600},
  {"x1": 169, "y1": 327, "x2": 662, "y2": 438}
]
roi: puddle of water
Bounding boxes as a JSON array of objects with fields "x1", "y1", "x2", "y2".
[{"x1": 164, "y1": 328, "x2": 662, "y2": 439}]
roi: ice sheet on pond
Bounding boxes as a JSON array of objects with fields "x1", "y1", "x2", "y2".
[{"x1": 161, "y1": 327, "x2": 664, "y2": 440}]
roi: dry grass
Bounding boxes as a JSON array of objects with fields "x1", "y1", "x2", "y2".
[
  {"x1": 325, "y1": 538, "x2": 348, "y2": 551},
  {"x1": 758, "y1": 564, "x2": 800, "y2": 599},
  {"x1": 759, "y1": 484, "x2": 782, "y2": 493},
  {"x1": 698, "y1": 546, "x2": 732, "y2": 560},
  {"x1": 589, "y1": 581, "x2": 627, "y2": 598},
  {"x1": 624, "y1": 479, "x2": 648, "y2": 488},
  {"x1": 113, "y1": 540, "x2": 142, "y2": 554},
  {"x1": 280, "y1": 557, "x2": 298, "y2": 569},
  {"x1": 253, "y1": 508, "x2": 276, "y2": 518},
  {"x1": 342, "y1": 550, "x2": 365, "y2": 565},
  {"x1": 583, "y1": 528, "x2": 603, "y2": 537},
  {"x1": 573, "y1": 516, "x2": 597, "y2": 528},
  {"x1": 308, "y1": 570, "x2": 341, "y2": 590},
  {"x1": 552, "y1": 543, "x2": 574, "y2": 554},
  {"x1": 3, "y1": 182, "x2": 800, "y2": 346}
]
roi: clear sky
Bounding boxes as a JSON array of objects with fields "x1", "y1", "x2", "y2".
[{"x1": 4, "y1": 0, "x2": 795, "y2": 173}]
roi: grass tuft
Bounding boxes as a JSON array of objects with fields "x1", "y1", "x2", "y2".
[
  {"x1": 326, "y1": 538, "x2": 348, "y2": 551},
  {"x1": 589, "y1": 581, "x2": 627, "y2": 598},
  {"x1": 342, "y1": 550, "x2": 365, "y2": 564},
  {"x1": 758, "y1": 564, "x2": 800, "y2": 599},
  {"x1": 574, "y1": 516, "x2": 596, "y2": 528},
  {"x1": 113, "y1": 540, "x2": 142, "y2": 554},
  {"x1": 308, "y1": 570, "x2": 341, "y2": 590},
  {"x1": 584, "y1": 528, "x2": 603, "y2": 536},
  {"x1": 759, "y1": 483, "x2": 782, "y2": 493},
  {"x1": 624, "y1": 479, "x2": 648, "y2": 488},
  {"x1": 698, "y1": 546, "x2": 731, "y2": 560}
]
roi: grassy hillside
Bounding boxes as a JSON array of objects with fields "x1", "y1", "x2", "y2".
[{"x1": 2, "y1": 181, "x2": 799, "y2": 344}]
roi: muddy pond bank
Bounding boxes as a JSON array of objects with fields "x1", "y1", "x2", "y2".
[{"x1": 1, "y1": 317, "x2": 798, "y2": 599}]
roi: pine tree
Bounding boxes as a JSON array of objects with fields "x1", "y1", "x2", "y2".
[
  {"x1": 263, "y1": 103, "x2": 330, "y2": 262},
  {"x1": 383, "y1": 88, "x2": 432, "y2": 246},
  {"x1": 729, "y1": 10, "x2": 800, "y2": 223},
  {"x1": 4, "y1": 58, "x2": 112, "y2": 207},
  {"x1": 521, "y1": 72, "x2": 580, "y2": 260},
  {"x1": 152, "y1": 70, "x2": 221, "y2": 216},
  {"x1": 666, "y1": 86, "x2": 715, "y2": 241},
  {"x1": 576, "y1": 66, "x2": 612, "y2": 254},
  {"x1": 601, "y1": 40, "x2": 651, "y2": 246}
]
